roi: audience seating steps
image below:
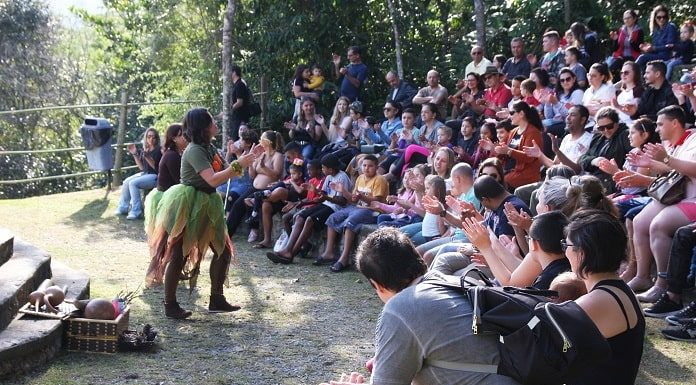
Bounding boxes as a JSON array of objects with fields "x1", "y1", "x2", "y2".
[
  {"x1": 0, "y1": 229, "x2": 90, "y2": 379},
  {"x1": 268, "y1": 215, "x2": 378, "y2": 265}
]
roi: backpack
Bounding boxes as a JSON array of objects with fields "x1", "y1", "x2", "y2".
[{"x1": 426, "y1": 271, "x2": 611, "y2": 385}]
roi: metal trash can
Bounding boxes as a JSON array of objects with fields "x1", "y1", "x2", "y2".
[{"x1": 80, "y1": 117, "x2": 113, "y2": 171}]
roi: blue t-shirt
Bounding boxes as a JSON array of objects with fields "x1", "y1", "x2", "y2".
[
  {"x1": 485, "y1": 194, "x2": 531, "y2": 238},
  {"x1": 340, "y1": 63, "x2": 368, "y2": 101}
]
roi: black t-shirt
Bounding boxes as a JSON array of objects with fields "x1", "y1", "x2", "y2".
[
  {"x1": 532, "y1": 258, "x2": 571, "y2": 290},
  {"x1": 141, "y1": 146, "x2": 162, "y2": 175},
  {"x1": 293, "y1": 78, "x2": 312, "y2": 99},
  {"x1": 232, "y1": 79, "x2": 251, "y2": 121},
  {"x1": 156, "y1": 149, "x2": 182, "y2": 191}
]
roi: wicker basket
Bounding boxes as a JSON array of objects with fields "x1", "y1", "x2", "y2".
[{"x1": 64, "y1": 306, "x2": 130, "y2": 353}]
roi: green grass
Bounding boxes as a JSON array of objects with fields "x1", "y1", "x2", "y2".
[{"x1": 1, "y1": 188, "x2": 695, "y2": 384}]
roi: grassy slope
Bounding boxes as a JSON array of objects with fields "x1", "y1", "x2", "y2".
[{"x1": 0, "y1": 189, "x2": 694, "y2": 384}]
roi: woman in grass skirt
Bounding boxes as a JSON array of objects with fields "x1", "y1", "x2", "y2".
[{"x1": 145, "y1": 108, "x2": 260, "y2": 319}]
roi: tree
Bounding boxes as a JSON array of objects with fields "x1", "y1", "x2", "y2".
[{"x1": 221, "y1": 0, "x2": 237, "y2": 146}]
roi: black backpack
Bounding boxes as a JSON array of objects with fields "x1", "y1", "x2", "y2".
[{"x1": 426, "y1": 271, "x2": 611, "y2": 385}]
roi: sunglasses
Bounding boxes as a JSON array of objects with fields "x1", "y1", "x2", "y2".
[
  {"x1": 621, "y1": 70, "x2": 632, "y2": 75},
  {"x1": 559, "y1": 77, "x2": 573, "y2": 83},
  {"x1": 595, "y1": 123, "x2": 615, "y2": 131},
  {"x1": 655, "y1": 14, "x2": 667, "y2": 20},
  {"x1": 480, "y1": 172, "x2": 501, "y2": 179},
  {"x1": 560, "y1": 240, "x2": 575, "y2": 252},
  {"x1": 383, "y1": 107, "x2": 393, "y2": 111}
]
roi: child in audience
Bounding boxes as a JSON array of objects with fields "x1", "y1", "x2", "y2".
[
  {"x1": 318, "y1": 155, "x2": 388, "y2": 273},
  {"x1": 373, "y1": 166, "x2": 426, "y2": 228},
  {"x1": 278, "y1": 159, "x2": 324, "y2": 252},
  {"x1": 399, "y1": 174, "x2": 447, "y2": 245},
  {"x1": 520, "y1": 79, "x2": 541, "y2": 108},
  {"x1": 565, "y1": 47, "x2": 588, "y2": 88},
  {"x1": 666, "y1": 22, "x2": 695, "y2": 80},
  {"x1": 248, "y1": 161, "x2": 307, "y2": 249},
  {"x1": 307, "y1": 64, "x2": 325, "y2": 93},
  {"x1": 283, "y1": 141, "x2": 304, "y2": 175},
  {"x1": 549, "y1": 271, "x2": 588, "y2": 302}
]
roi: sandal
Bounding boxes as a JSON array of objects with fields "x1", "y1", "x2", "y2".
[
  {"x1": 330, "y1": 261, "x2": 349, "y2": 273},
  {"x1": 312, "y1": 257, "x2": 337, "y2": 266},
  {"x1": 252, "y1": 243, "x2": 270, "y2": 249},
  {"x1": 267, "y1": 252, "x2": 293, "y2": 265}
]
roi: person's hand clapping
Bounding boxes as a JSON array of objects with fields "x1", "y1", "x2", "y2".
[
  {"x1": 127, "y1": 143, "x2": 138, "y2": 155},
  {"x1": 459, "y1": 201, "x2": 484, "y2": 221},
  {"x1": 422, "y1": 195, "x2": 445, "y2": 215},
  {"x1": 522, "y1": 139, "x2": 543, "y2": 158},
  {"x1": 626, "y1": 149, "x2": 654, "y2": 168},
  {"x1": 461, "y1": 217, "x2": 492, "y2": 251},
  {"x1": 315, "y1": 115, "x2": 325, "y2": 125},
  {"x1": 598, "y1": 158, "x2": 620, "y2": 176},
  {"x1": 503, "y1": 202, "x2": 532, "y2": 231},
  {"x1": 643, "y1": 143, "x2": 668, "y2": 162},
  {"x1": 445, "y1": 195, "x2": 462, "y2": 215}
]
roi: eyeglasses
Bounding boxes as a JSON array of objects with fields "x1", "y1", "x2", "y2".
[
  {"x1": 560, "y1": 240, "x2": 575, "y2": 252},
  {"x1": 383, "y1": 107, "x2": 393, "y2": 112},
  {"x1": 655, "y1": 14, "x2": 667, "y2": 20},
  {"x1": 559, "y1": 77, "x2": 573, "y2": 83},
  {"x1": 595, "y1": 123, "x2": 615, "y2": 131}
]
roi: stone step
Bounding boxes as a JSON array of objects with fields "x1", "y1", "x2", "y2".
[
  {"x1": 0, "y1": 317, "x2": 62, "y2": 379},
  {"x1": 0, "y1": 239, "x2": 51, "y2": 332},
  {"x1": 0, "y1": 257, "x2": 90, "y2": 379},
  {"x1": 0, "y1": 228, "x2": 13, "y2": 268}
]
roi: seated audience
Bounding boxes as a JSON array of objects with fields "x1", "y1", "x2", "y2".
[
  {"x1": 564, "y1": 47, "x2": 588, "y2": 88},
  {"x1": 625, "y1": 60, "x2": 678, "y2": 121},
  {"x1": 502, "y1": 37, "x2": 532, "y2": 79},
  {"x1": 612, "y1": 61, "x2": 644, "y2": 125},
  {"x1": 471, "y1": 66, "x2": 513, "y2": 118},
  {"x1": 666, "y1": 22, "x2": 694, "y2": 80},
  {"x1": 385, "y1": 71, "x2": 417, "y2": 109},
  {"x1": 465, "y1": 45, "x2": 493, "y2": 76},
  {"x1": 115, "y1": 127, "x2": 162, "y2": 220},
  {"x1": 636, "y1": 5, "x2": 679, "y2": 69},
  {"x1": 374, "y1": 166, "x2": 426, "y2": 228},
  {"x1": 366, "y1": 100, "x2": 403, "y2": 144},
  {"x1": 583, "y1": 62, "x2": 616, "y2": 119},
  {"x1": 412, "y1": 70, "x2": 449, "y2": 120},
  {"x1": 608, "y1": 9, "x2": 644, "y2": 79},
  {"x1": 318, "y1": 155, "x2": 388, "y2": 273},
  {"x1": 327, "y1": 97, "x2": 350, "y2": 143},
  {"x1": 578, "y1": 107, "x2": 632, "y2": 193},
  {"x1": 283, "y1": 97, "x2": 326, "y2": 160}
]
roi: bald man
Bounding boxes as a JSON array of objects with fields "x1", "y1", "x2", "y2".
[
  {"x1": 385, "y1": 71, "x2": 417, "y2": 108},
  {"x1": 465, "y1": 45, "x2": 492, "y2": 76},
  {"x1": 412, "y1": 70, "x2": 449, "y2": 121}
]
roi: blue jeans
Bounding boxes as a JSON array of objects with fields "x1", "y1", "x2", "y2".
[
  {"x1": 636, "y1": 52, "x2": 671, "y2": 69},
  {"x1": 326, "y1": 206, "x2": 376, "y2": 233},
  {"x1": 117, "y1": 172, "x2": 157, "y2": 217},
  {"x1": 665, "y1": 58, "x2": 684, "y2": 80},
  {"x1": 301, "y1": 143, "x2": 316, "y2": 160},
  {"x1": 399, "y1": 222, "x2": 428, "y2": 245}
]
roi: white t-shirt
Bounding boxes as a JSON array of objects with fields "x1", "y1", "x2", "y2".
[
  {"x1": 559, "y1": 131, "x2": 593, "y2": 163},
  {"x1": 465, "y1": 58, "x2": 493, "y2": 76},
  {"x1": 615, "y1": 87, "x2": 640, "y2": 125},
  {"x1": 582, "y1": 83, "x2": 616, "y2": 114},
  {"x1": 321, "y1": 171, "x2": 353, "y2": 212}
]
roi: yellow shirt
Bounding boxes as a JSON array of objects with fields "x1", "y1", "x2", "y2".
[{"x1": 353, "y1": 174, "x2": 388, "y2": 208}]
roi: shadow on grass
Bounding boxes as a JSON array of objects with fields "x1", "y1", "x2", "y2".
[
  {"x1": 637, "y1": 335, "x2": 695, "y2": 384},
  {"x1": 63, "y1": 192, "x2": 148, "y2": 243}
]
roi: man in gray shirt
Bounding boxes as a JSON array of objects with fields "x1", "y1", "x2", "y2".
[{"x1": 320, "y1": 227, "x2": 519, "y2": 385}]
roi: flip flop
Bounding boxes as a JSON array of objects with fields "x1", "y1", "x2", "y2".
[
  {"x1": 267, "y1": 252, "x2": 293, "y2": 265},
  {"x1": 312, "y1": 257, "x2": 337, "y2": 266},
  {"x1": 330, "y1": 261, "x2": 349, "y2": 273},
  {"x1": 252, "y1": 243, "x2": 270, "y2": 249}
]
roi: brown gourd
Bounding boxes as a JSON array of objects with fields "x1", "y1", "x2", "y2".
[{"x1": 83, "y1": 298, "x2": 116, "y2": 320}]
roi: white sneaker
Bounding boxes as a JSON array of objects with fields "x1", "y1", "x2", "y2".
[{"x1": 247, "y1": 229, "x2": 258, "y2": 243}]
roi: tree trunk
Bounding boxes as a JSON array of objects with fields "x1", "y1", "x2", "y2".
[
  {"x1": 435, "y1": 0, "x2": 451, "y2": 63},
  {"x1": 221, "y1": 0, "x2": 237, "y2": 146},
  {"x1": 386, "y1": 0, "x2": 404, "y2": 79},
  {"x1": 473, "y1": 0, "x2": 486, "y2": 48},
  {"x1": 564, "y1": 0, "x2": 570, "y2": 24}
]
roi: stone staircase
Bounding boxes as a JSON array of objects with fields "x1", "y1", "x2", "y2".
[{"x1": 0, "y1": 229, "x2": 90, "y2": 379}]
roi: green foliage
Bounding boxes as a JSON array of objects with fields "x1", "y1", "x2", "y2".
[{"x1": 2, "y1": 0, "x2": 695, "y2": 198}]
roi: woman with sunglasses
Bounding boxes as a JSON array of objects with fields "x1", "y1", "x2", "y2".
[
  {"x1": 636, "y1": 5, "x2": 679, "y2": 69},
  {"x1": 366, "y1": 100, "x2": 403, "y2": 145},
  {"x1": 577, "y1": 107, "x2": 632, "y2": 194},
  {"x1": 543, "y1": 68, "x2": 584, "y2": 135},
  {"x1": 612, "y1": 61, "x2": 644, "y2": 125},
  {"x1": 608, "y1": 10, "x2": 645, "y2": 78}
]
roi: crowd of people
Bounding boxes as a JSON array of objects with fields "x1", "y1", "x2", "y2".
[{"x1": 115, "y1": 6, "x2": 696, "y2": 384}]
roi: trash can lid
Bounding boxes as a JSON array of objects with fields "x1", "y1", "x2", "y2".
[{"x1": 82, "y1": 117, "x2": 113, "y2": 129}]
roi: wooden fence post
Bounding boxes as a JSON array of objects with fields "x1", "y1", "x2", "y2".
[{"x1": 112, "y1": 90, "x2": 128, "y2": 188}]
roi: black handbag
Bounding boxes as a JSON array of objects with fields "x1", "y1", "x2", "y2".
[{"x1": 647, "y1": 170, "x2": 687, "y2": 205}]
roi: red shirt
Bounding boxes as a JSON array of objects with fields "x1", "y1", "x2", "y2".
[
  {"x1": 483, "y1": 83, "x2": 513, "y2": 116},
  {"x1": 305, "y1": 176, "x2": 325, "y2": 207}
]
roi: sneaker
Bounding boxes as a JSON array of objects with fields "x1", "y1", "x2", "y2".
[
  {"x1": 644, "y1": 293, "x2": 683, "y2": 318},
  {"x1": 113, "y1": 209, "x2": 128, "y2": 216},
  {"x1": 126, "y1": 213, "x2": 141, "y2": 220},
  {"x1": 661, "y1": 320, "x2": 696, "y2": 342},
  {"x1": 636, "y1": 285, "x2": 666, "y2": 303},
  {"x1": 247, "y1": 229, "x2": 258, "y2": 243},
  {"x1": 666, "y1": 301, "x2": 696, "y2": 326}
]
